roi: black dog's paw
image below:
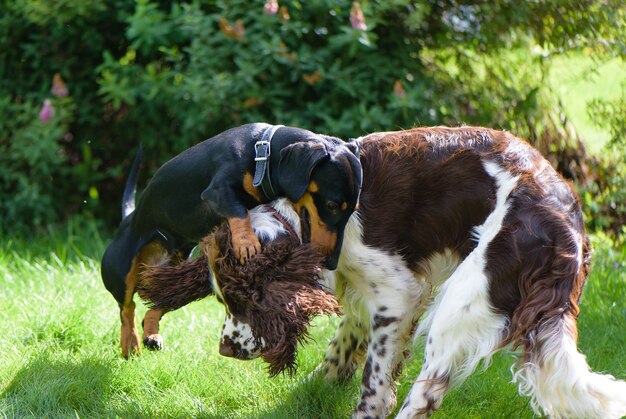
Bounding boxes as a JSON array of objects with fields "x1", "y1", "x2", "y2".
[{"x1": 143, "y1": 334, "x2": 164, "y2": 351}]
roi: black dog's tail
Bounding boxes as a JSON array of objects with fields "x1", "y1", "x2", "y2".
[{"x1": 122, "y1": 145, "x2": 142, "y2": 219}]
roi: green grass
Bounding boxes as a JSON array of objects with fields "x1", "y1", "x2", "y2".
[{"x1": 1, "y1": 222, "x2": 625, "y2": 418}]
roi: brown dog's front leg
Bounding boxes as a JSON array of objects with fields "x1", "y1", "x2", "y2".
[{"x1": 228, "y1": 215, "x2": 261, "y2": 264}]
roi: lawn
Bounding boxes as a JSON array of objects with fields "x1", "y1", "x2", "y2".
[
  {"x1": 1, "y1": 51, "x2": 624, "y2": 419},
  {"x1": 547, "y1": 53, "x2": 626, "y2": 152},
  {"x1": 0, "y1": 216, "x2": 624, "y2": 418}
]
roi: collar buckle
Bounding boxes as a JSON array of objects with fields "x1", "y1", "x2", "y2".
[{"x1": 254, "y1": 140, "x2": 271, "y2": 162}]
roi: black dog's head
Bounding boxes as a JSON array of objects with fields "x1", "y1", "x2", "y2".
[{"x1": 274, "y1": 129, "x2": 362, "y2": 270}]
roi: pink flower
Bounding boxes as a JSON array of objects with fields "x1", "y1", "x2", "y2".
[
  {"x1": 51, "y1": 73, "x2": 68, "y2": 97},
  {"x1": 350, "y1": 2, "x2": 367, "y2": 31},
  {"x1": 39, "y1": 99, "x2": 55, "y2": 123},
  {"x1": 393, "y1": 80, "x2": 406, "y2": 98},
  {"x1": 264, "y1": 0, "x2": 278, "y2": 16}
]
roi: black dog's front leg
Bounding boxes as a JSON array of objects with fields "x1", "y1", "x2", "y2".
[
  {"x1": 201, "y1": 173, "x2": 262, "y2": 264},
  {"x1": 227, "y1": 216, "x2": 261, "y2": 264}
]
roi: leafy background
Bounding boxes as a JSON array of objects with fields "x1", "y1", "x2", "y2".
[
  {"x1": 1, "y1": 2, "x2": 625, "y2": 417},
  {"x1": 1, "y1": 0, "x2": 625, "y2": 236}
]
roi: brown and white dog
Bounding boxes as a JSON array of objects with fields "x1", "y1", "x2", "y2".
[{"x1": 213, "y1": 127, "x2": 626, "y2": 418}]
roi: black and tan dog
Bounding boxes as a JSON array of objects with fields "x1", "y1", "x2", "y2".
[{"x1": 101, "y1": 123, "x2": 362, "y2": 357}]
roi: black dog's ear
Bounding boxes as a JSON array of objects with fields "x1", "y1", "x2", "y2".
[{"x1": 278, "y1": 142, "x2": 329, "y2": 202}]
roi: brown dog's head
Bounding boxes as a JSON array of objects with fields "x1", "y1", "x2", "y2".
[{"x1": 207, "y1": 203, "x2": 340, "y2": 375}]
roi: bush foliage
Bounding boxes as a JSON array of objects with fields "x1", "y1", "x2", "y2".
[{"x1": 1, "y1": 0, "x2": 625, "y2": 233}]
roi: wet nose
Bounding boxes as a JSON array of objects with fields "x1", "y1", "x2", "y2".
[{"x1": 219, "y1": 341, "x2": 234, "y2": 357}]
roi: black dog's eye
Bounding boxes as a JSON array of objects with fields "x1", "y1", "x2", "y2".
[{"x1": 327, "y1": 201, "x2": 339, "y2": 212}]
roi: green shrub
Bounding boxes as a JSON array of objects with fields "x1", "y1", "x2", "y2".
[
  {"x1": 589, "y1": 82, "x2": 626, "y2": 151},
  {"x1": 95, "y1": 1, "x2": 441, "y2": 149},
  {"x1": 580, "y1": 157, "x2": 626, "y2": 236},
  {"x1": 1, "y1": 0, "x2": 624, "y2": 234},
  {"x1": 0, "y1": 0, "x2": 132, "y2": 232},
  {"x1": 0, "y1": 96, "x2": 74, "y2": 233}
]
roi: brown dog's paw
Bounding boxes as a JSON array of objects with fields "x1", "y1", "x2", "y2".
[{"x1": 143, "y1": 334, "x2": 164, "y2": 351}]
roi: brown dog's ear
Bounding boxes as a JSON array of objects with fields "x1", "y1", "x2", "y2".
[{"x1": 278, "y1": 142, "x2": 329, "y2": 202}]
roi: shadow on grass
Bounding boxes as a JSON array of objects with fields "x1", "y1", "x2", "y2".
[
  {"x1": 256, "y1": 346, "x2": 537, "y2": 418},
  {"x1": 258, "y1": 372, "x2": 361, "y2": 419},
  {"x1": 1, "y1": 352, "x2": 114, "y2": 417}
]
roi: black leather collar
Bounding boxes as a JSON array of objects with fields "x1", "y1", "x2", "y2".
[{"x1": 253, "y1": 125, "x2": 283, "y2": 201}]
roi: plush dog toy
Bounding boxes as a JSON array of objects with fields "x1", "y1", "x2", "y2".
[{"x1": 137, "y1": 201, "x2": 340, "y2": 375}]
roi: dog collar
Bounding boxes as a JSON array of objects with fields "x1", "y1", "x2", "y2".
[
  {"x1": 253, "y1": 124, "x2": 284, "y2": 201},
  {"x1": 265, "y1": 206, "x2": 300, "y2": 243}
]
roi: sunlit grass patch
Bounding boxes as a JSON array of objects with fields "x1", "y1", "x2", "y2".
[
  {"x1": 548, "y1": 53, "x2": 626, "y2": 152},
  {"x1": 0, "y1": 223, "x2": 624, "y2": 417}
]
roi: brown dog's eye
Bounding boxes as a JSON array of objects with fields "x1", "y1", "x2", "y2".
[{"x1": 327, "y1": 201, "x2": 339, "y2": 212}]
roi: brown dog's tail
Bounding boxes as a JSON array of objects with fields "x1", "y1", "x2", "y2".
[
  {"x1": 137, "y1": 255, "x2": 212, "y2": 311},
  {"x1": 510, "y1": 235, "x2": 626, "y2": 418}
]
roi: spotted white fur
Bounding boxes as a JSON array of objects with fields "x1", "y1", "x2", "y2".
[
  {"x1": 325, "y1": 214, "x2": 436, "y2": 417},
  {"x1": 395, "y1": 161, "x2": 518, "y2": 418},
  {"x1": 220, "y1": 313, "x2": 264, "y2": 358}
]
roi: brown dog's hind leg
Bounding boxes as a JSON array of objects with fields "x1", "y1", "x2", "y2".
[
  {"x1": 228, "y1": 215, "x2": 261, "y2": 264},
  {"x1": 120, "y1": 302, "x2": 141, "y2": 358}
]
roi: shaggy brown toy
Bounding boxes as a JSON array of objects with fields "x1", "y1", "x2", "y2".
[
  {"x1": 137, "y1": 253, "x2": 212, "y2": 311},
  {"x1": 137, "y1": 206, "x2": 340, "y2": 375},
  {"x1": 208, "y1": 220, "x2": 340, "y2": 375}
]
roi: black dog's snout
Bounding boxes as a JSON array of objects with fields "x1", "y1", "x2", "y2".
[{"x1": 324, "y1": 255, "x2": 338, "y2": 270}]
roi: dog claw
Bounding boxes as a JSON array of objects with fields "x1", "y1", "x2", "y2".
[
  {"x1": 143, "y1": 335, "x2": 164, "y2": 351},
  {"x1": 235, "y1": 239, "x2": 262, "y2": 265}
]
